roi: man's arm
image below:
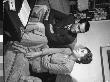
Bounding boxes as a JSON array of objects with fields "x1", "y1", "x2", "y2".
[
  {"x1": 44, "y1": 20, "x2": 67, "y2": 45},
  {"x1": 42, "y1": 55, "x2": 75, "y2": 74}
]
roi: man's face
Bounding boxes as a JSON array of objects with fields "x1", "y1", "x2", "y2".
[{"x1": 70, "y1": 23, "x2": 86, "y2": 33}]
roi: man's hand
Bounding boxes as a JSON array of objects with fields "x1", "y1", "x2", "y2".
[{"x1": 49, "y1": 24, "x2": 54, "y2": 34}]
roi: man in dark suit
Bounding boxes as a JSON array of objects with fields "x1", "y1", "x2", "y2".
[{"x1": 43, "y1": 9, "x2": 90, "y2": 48}]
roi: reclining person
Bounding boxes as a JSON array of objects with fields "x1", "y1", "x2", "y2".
[
  {"x1": 13, "y1": 38, "x2": 92, "y2": 82},
  {"x1": 43, "y1": 8, "x2": 90, "y2": 48},
  {"x1": 26, "y1": 45, "x2": 93, "y2": 74}
]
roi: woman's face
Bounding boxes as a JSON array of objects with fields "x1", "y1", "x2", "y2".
[{"x1": 73, "y1": 48, "x2": 88, "y2": 58}]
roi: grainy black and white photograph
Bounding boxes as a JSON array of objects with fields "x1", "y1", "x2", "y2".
[{"x1": 3, "y1": 0, "x2": 110, "y2": 82}]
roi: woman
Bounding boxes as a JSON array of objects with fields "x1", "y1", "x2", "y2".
[
  {"x1": 25, "y1": 46, "x2": 92, "y2": 74},
  {"x1": 13, "y1": 42, "x2": 92, "y2": 82}
]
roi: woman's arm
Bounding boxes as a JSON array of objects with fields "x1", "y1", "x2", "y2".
[
  {"x1": 26, "y1": 48, "x2": 72, "y2": 58},
  {"x1": 42, "y1": 48, "x2": 72, "y2": 55},
  {"x1": 26, "y1": 51, "x2": 43, "y2": 58},
  {"x1": 42, "y1": 55, "x2": 75, "y2": 74}
]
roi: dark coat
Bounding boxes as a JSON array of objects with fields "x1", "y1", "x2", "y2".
[{"x1": 44, "y1": 9, "x2": 77, "y2": 47}]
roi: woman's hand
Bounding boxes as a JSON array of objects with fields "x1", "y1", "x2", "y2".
[
  {"x1": 42, "y1": 55, "x2": 51, "y2": 64},
  {"x1": 25, "y1": 52, "x2": 36, "y2": 58},
  {"x1": 25, "y1": 51, "x2": 42, "y2": 58}
]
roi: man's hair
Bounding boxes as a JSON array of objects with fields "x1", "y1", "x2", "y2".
[
  {"x1": 78, "y1": 18, "x2": 90, "y2": 32},
  {"x1": 76, "y1": 47, "x2": 93, "y2": 64}
]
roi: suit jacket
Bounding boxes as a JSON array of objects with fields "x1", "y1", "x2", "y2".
[
  {"x1": 44, "y1": 19, "x2": 77, "y2": 48},
  {"x1": 44, "y1": 9, "x2": 77, "y2": 48}
]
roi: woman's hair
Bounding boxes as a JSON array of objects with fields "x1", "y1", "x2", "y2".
[
  {"x1": 76, "y1": 47, "x2": 93, "y2": 64},
  {"x1": 78, "y1": 18, "x2": 90, "y2": 32}
]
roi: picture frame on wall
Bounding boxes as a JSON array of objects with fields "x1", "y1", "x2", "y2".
[{"x1": 100, "y1": 46, "x2": 110, "y2": 82}]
